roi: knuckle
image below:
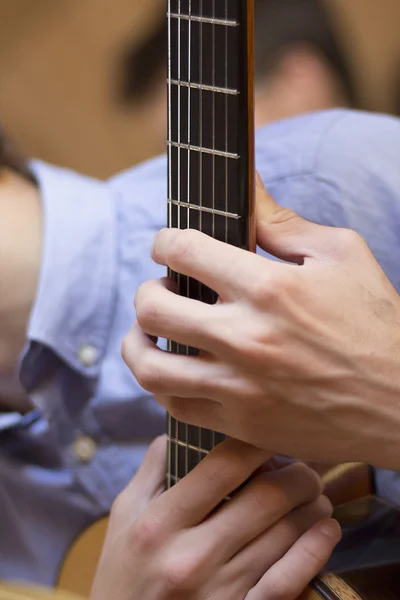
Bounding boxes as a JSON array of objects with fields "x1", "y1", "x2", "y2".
[
  {"x1": 249, "y1": 475, "x2": 285, "y2": 511},
  {"x1": 297, "y1": 537, "x2": 323, "y2": 567},
  {"x1": 249, "y1": 274, "x2": 275, "y2": 304},
  {"x1": 168, "y1": 396, "x2": 216, "y2": 427},
  {"x1": 167, "y1": 229, "x2": 200, "y2": 269},
  {"x1": 290, "y1": 462, "x2": 324, "y2": 497},
  {"x1": 135, "y1": 282, "x2": 159, "y2": 323},
  {"x1": 168, "y1": 397, "x2": 193, "y2": 423},
  {"x1": 249, "y1": 270, "x2": 297, "y2": 307},
  {"x1": 161, "y1": 553, "x2": 197, "y2": 591},
  {"x1": 203, "y1": 464, "x2": 228, "y2": 486},
  {"x1": 136, "y1": 296, "x2": 161, "y2": 330},
  {"x1": 267, "y1": 571, "x2": 296, "y2": 600},
  {"x1": 341, "y1": 227, "x2": 363, "y2": 246},
  {"x1": 336, "y1": 228, "x2": 365, "y2": 253},
  {"x1": 232, "y1": 334, "x2": 271, "y2": 369},
  {"x1": 202, "y1": 450, "x2": 254, "y2": 491},
  {"x1": 315, "y1": 494, "x2": 333, "y2": 518},
  {"x1": 121, "y1": 334, "x2": 132, "y2": 365},
  {"x1": 134, "y1": 353, "x2": 163, "y2": 393},
  {"x1": 131, "y1": 513, "x2": 163, "y2": 553},
  {"x1": 110, "y1": 490, "x2": 126, "y2": 522}
]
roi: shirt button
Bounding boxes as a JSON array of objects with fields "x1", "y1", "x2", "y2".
[
  {"x1": 78, "y1": 344, "x2": 98, "y2": 368},
  {"x1": 73, "y1": 435, "x2": 97, "y2": 463}
]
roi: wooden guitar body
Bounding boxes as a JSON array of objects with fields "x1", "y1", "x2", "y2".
[{"x1": 0, "y1": 583, "x2": 82, "y2": 600}]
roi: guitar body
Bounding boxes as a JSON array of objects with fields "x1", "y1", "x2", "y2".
[
  {"x1": 0, "y1": 585, "x2": 82, "y2": 600},
  {"x1": 56, "y1": 518, "x2": 108, "y2": 598}
]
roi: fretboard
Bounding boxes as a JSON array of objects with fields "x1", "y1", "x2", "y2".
[{"x1": 167, "y1": 0, "x2": 255, "y2": 488}]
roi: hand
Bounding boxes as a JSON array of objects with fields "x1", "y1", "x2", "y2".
[
  {"x1": 123, "y1": 173, "x2": 400, "y2": 469},
  {"x1": 90, "y1": 436, "x2": 340, "y2": 600}
]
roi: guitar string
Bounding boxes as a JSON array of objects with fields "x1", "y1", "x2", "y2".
[
  {"x1": 211, "y1": 0, "x2": 216, "y2": 454},
  {"x1": 167, "y1": 0, "x2": 172, "y2": 490},
  {"x1": 222, "y1": 0, "x2": 228, "y2": 452},
  {"x1": 185, "y1": 0, "x2": 192, "y2": 478},
  {"x1": 198, "y1": 0, "x2": 204, "y2": 471},
  {"x1": 175, "y1": 0, "x2": 182, "y2": 485}
]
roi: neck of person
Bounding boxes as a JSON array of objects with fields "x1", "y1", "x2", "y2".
[
  {"x1": 254, "y1": 51, "x2": 348, "y2": 128},
  {"x1": 0, "y1": 168, "x2": 42, "y2": 413}
]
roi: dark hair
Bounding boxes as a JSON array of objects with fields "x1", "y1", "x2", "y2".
[
  {"x1": 120, "y1": 0, "x2": 356, "y2": 106},
  {"x1": 254, "y1": 0, "x2": 356, "y2": 104},
  {"x1": 119, "y1": 17, "x2": 167, "y2": 104},
  {"x1": 0, "y1": 127, "x2": 36, "y2": 184}
]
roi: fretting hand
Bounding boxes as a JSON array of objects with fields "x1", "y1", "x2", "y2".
[
  {"x1": 123, "y1": 173, "x2": 400, "y2": 469},
  {"x1": 90, "y1": 436, "x2": 340, "y2": 600}
]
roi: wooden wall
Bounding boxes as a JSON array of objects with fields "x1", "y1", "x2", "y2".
[{"x1": 0, "y1": 0, "x2": 399, "y2": 179}]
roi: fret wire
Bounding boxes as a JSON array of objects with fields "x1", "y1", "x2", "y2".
[
  {"x1": 168, "y1": 13, "x2": 239, "y2": 27},
  {"x1": 168, "y1": 199, "x2": 239, "y2": 219},
  {"x1": 168, "y1": 438, "x2": 209, "y2": 455},
  {"x1": 169, "y1": 79, "x2": 240, "y2": 95},
  {"x1": 167, "y1": 141, "x2": 239, "y2": 159}
]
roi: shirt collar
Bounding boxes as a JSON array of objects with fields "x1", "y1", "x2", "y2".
[{"x1": 21, "y1": 160, "x2": 117, "y2": 383}]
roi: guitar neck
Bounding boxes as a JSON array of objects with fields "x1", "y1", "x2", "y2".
[{"x1": 166, "y1": 0, "x2": 255, "y2": 487}]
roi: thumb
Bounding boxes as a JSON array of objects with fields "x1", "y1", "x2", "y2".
[{"x1": 256, "y1": 172, "x2": 332, "y2": 263}]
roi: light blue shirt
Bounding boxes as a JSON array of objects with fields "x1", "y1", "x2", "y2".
[{"x1": 1, "y1": 109, "x2": 400, "y2": 586}]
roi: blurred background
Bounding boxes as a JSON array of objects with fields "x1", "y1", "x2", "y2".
[{"x1": 1, "y1": 0, "x2": 399, "y2": 179}]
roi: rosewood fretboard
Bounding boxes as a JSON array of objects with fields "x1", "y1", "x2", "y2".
[{"x1": 166, "y1": 0, "x2": 255, "y2": 488}]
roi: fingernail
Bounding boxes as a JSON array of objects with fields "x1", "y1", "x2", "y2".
[{"x1": 319, "y1": 519, "x2": 342, "y2": 541}]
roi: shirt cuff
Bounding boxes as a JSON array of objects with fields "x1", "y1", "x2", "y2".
[{"x1": 20, "y1": 160, "x2": 117, "y2": 389}]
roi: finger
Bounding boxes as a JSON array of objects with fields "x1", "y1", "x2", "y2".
[
  {"x1": 161, "y1": 395, "x2": 225, "y2": 432},
  {"x1": 199, "y1": 462, "x2": 323, "y2": 561},
  {"x1": 228, "y1": 495, "x2": 332, "y2": 585},
  {"x1": 126, "y1": 435, "x2": 167, "y2": 498},
  {"x1": 151, "y1": 438, "x2": 270, "y2": 530},
  {"x1": 112, "y1": 436, "x2": 167, "y2": 525},
  {"x1": 256, "y1": 171, "x2": 340, "y2": 264},
  {"x1": 247, "y1": 518, "x2": 342, "y2": 600},
  {"x1": 123, "y1": 323, "x2": 230, "y2": 400},
  {"x1": 151, "y1": 227, "x2": 278, "y2": 300},
  {"x1": 135, "y1": 278, "x2": 230, "y2": 354}
]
